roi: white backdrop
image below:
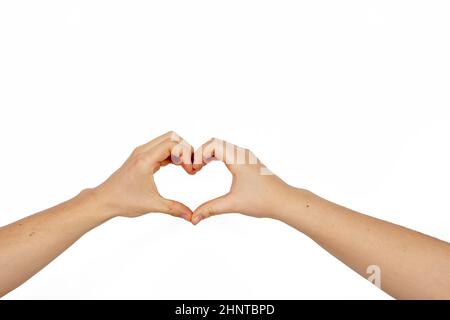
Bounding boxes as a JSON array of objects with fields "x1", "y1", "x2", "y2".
[{"x1": 0, "y1": 1, "x2": 449, "y2": 299}]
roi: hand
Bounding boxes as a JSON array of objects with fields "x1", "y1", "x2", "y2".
[
  {"x1": 93, "y1": 131, "x2": 195, "y2": 220},
  {"x1": 191, "y1": 138, "x2": 297, "y2": 224}
]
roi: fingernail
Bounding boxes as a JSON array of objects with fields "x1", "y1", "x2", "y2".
[
  {"x1": 171, "y1": 155, "x2": 181, "y2": 164},
  {"x1": 192, "y1": 215, "x2": 203, "y2": 225}
]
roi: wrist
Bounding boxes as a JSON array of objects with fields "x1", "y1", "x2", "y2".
[
  {"x1": 77, "y1": 187, "x2": 117, "y2": 220},
  {"x1": 269, "y1": 186, "x2": 313, "y2": 222}
]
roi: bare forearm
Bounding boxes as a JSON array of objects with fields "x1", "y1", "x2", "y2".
[
  {"x1": 0, "y1": 189, "x2": 112, "y2": 297},
  {"x1": 276, "y1": 188, "x2": 450, "y2": 299},
  {"x1": 0, "y1": 132, "x2": 195, "y2": 297}
]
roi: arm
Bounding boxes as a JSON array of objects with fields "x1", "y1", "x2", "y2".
[
  {"x1": 0, "y1": 131, "x2": 194, "y2": 297},
  {"x1": 191, "y1": 138, "x2": 450, "y2": 299}
]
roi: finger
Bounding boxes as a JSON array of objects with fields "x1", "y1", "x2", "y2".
[
  {"x1": 192, "y1": 141, "x2": 208, "y2": 172},
  {"x1": 155, "y1": 197, "x2": 193, "y2": 222},
  {"x1": 146, "y1": 139, "x2": 179, "y2": 165},
  {"x1": 192, "y1": 138, "x2": 226, "y2": 172},
  {"x1": 193, "y1": 138, "x2": 249, "y2": 173},
  {"x1": 171, "y1": 140, "x2": 195, "y2": 174},
  {"x1": 136, "y1": 131, "x2": 181, "y2": 153},
  {"x1": 191, "y1": 194, "x2": 234, "y2": 225},
  {"x1": 181, "y1": 144, "x2": 195, "y2": 174}
]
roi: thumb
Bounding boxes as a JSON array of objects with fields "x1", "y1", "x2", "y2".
[
  {"x1": 156, "y1": 197, "x2": 193, "y2": 222},
  {"x1": 192, "y1": 194, "x2": 234, "y2": 225}
]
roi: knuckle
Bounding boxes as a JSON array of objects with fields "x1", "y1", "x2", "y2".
[
  {"x1": 182, "y1": 143, "x2": 193, "y2": 153},
  {"x1": 178, "y1": 139, "x2": 189, "y2": 148},
  {"x1": 132, "y1": 153, "x2": 147, "y2": 168},
  {"x1": 132, "y1": 146, "x2": 143, "y2": 155},
  {"x1": 208, "y1": 206, "x2": 215, "y2": 217},
  {"x1": 165, "y1": 200, "x2": 175, "y2": 212},
  {"x1": 210, "y1": 138, "x2": 222, "y2": 147},
  {"x1": 203, "y1": 206, "x2": 214, "y2": 218},
  {"x1": 170, "y1": 141, "x2": 182, "y2": 153},
  {"x1": 167, "y1": 131, "x2": 180, "y2": 141}
]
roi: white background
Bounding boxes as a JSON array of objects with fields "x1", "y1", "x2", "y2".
[{"x1": 0, "y1": 1, "x2": 449, "y2": 299}]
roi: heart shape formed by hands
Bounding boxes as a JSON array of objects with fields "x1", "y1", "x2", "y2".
[
  {"x1": 97, "y1": 131, "x2": 289, "y2": 225},
  {"x1": 165, "y1": 132, "x2": 290, "y2": 225}
]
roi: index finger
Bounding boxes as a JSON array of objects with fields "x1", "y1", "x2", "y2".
[
  {"x1": 193, "y1": 138, "x2": 255, "y2": 172},
  {"x1": 192, "y1": 138, "x2": 225, "y2": 172}
]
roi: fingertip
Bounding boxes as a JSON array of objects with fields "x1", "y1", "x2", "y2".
[
  {"x1": 182, "y1": 163, "x2": 195, "y2": 175},
  {"x1": 162, "y1": 198, "x2": 193, "y2": 221},
  {"x1": 191, "y1": 214, "x2": 204, "y2": 225},
  {"x1": 191, "y1": 205, "x2": 207, "y2": 225}
]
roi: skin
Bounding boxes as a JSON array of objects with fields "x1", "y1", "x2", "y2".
[
  {"x1": 0, "y1": 131, "x2": 195, "y2": 297},
  {"x1": 0, "y1": 132, "x2": 449, "y2": 299},
  {"x1": 191, "y1": 138, "x2": 450, "y2": 300}
]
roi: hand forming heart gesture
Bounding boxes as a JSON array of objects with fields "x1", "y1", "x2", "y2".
[
  {"x1": 94, "y1": 131, "x2": 294, "y2": 225},
  {"x1": 1, "y1": 131, "x2": 449, "y2": 299}
]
